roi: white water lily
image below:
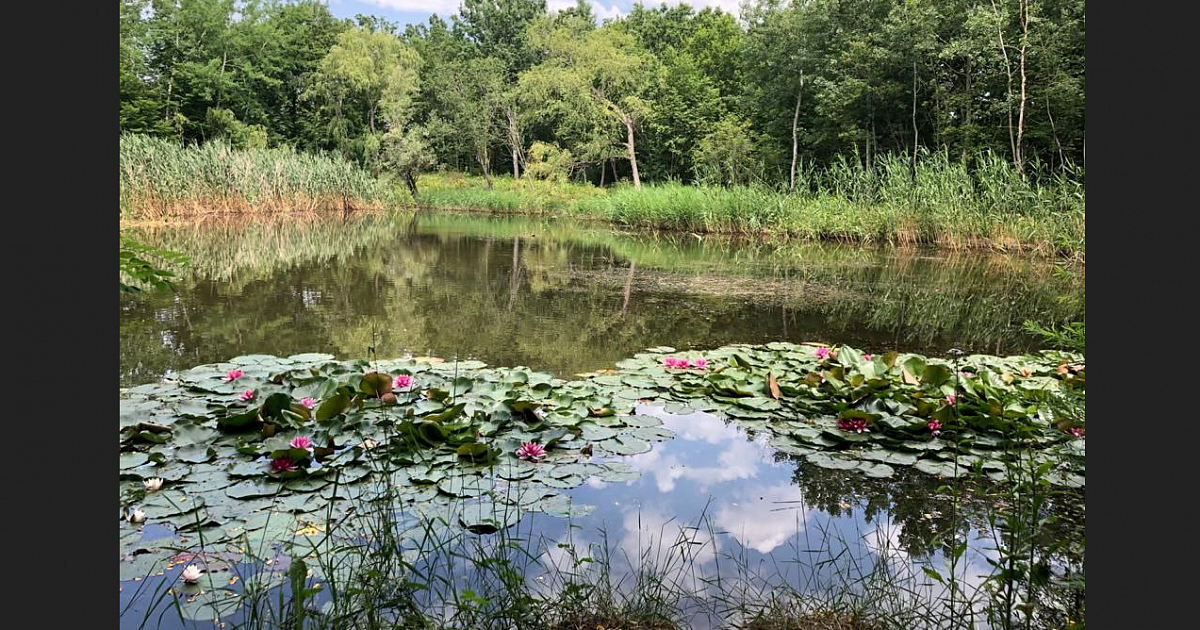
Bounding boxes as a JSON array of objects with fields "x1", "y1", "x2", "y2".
[
  {"x1": 180, "y1": 564, "x2": 203, "y2": 584},
  {"x1": 143, "y1": 478, "x2": 164, "y2": 492},
  {"x1": 128, "y1": 509, "x2": 146, "y2": 524}
]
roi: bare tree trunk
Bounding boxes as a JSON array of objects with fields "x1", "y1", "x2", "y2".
[
  {"x1": 912, "y1": 59, "x2": 919, "y2": 180},
  {"x1": 506, "y1": 109, "x2": 523, "y2": 179},
  {"x1": 624, "y1": 118, "x2": 641, "y2": 189},
  {"x1": 789, "y1": 69, "x2": 804, "y2": 192},
  {"x1": 600, "y1": 159, "x2": 607, "y2": 187},
  {"x1": 991, "y1": 0, "x2": 1019, "y2": 172},
  {"x1": 1046, "y1": 97, "x2": 1065, "y2": 170},
  {"x1": 1015, "y1": 0, "x2": 1029, "y2": 175}
]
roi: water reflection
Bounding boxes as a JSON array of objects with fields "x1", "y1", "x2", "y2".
[{"x1": 120, "y1": 212, "x2": 1083, "y2": 387}]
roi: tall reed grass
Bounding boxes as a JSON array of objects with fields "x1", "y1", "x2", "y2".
[
  {"x1": 120, "y1": 134, "x2": 394, "y2": 219},
  {"x1": 413, "y1": 150, "x2": 1084, "y2": 258}
]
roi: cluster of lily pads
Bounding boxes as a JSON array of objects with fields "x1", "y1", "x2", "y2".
[
  {"x1": 587, "y1": 342, "x2": 1085, "y2": 486},
  {"x1": 119, "y1": 352, "x2": 674, "y2": 598},
  {"x1": 119, "y1": 342, "x2": 1084, "y2": 606}
]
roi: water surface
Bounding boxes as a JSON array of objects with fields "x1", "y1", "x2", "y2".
[{"x1": 120, "y1": 212, "x2": 1083, "y2": 387}]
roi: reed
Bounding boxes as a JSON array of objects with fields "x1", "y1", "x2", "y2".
[{"x1": 120, "y1": 134, "x2": 394, "y2": 219}]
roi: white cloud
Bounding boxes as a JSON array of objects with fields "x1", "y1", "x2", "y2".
[
  {"x1": 547, "y1": 0, "x2": 625, "y2": 21},
  {"x1": 357, "y1": 0, "x2": 461, "y2": 15}
]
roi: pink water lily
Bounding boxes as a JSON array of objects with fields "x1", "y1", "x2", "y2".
[
  {"x1": 393, "y1": 374, "x2": 413, "y2": 390},
  {"x1": 814, "y1": 347, "x2": 831, "y2": 361},
  {"x1": 516, "y1": 441, "x2": 546, "y2": 461},
  {"x1": 862, "y1": 354, "x2": 873, "y2": 361},
  {"x1": 927, "y1": 419, "x2": 942, "y2": 436},
  {"x1": 662, "y1": 356, "x2": 688, "y2": 369},
  {"x1": 270, "y1": 457, "x2": 297, "y2": 474},
  {"x1": 1068, "y1": 426, "x2": 1084, "y2": 438},
  {"x1": 290, "y1": 436, "x2": 314, "y2": 451},
  {"x1": 239, "y1": 389, "x2": 255, "y2": 402},
  {"x1": 945, "y1": 394, "x2": 957, "y2": 406},
  {"x1": 300, "y1": 397, "x2": 317, "y2": 409},
  {"x1": 959, "y1": 371, "x2": 974, "y2": 378},
  {"x1": 690, "y1": 358, "x2": 708, "y2": 369},
  {"x1": 837, "y1": 418, "x2": 868, "y2": 434},
  {"x1": 225, "y1": 369, "x2": 244, "y2": 382}
]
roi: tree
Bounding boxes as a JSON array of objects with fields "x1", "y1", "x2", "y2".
[
  {"x1": 430, "y1": 57, "x2": 507, "y2": 188},
  {"x1": 382, "y1": 126, "x2": 437, "y2": 200},
  {"x1": 694, "y1": 117, "x2": 762, "y2": 187},
  {"x1": 521, "y1": 19, "x2": 653, "y2": 188}
]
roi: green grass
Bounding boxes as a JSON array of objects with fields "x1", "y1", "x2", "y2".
[
  {"x1": 120, "y1": 133, "x2": 394, "y2": 218},
  {"x1": 411, "y1": 151, "x2": 1084, "y2": 258}
]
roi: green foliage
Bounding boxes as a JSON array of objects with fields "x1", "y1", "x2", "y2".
[
  {"x1": 693, "y1": 116, "x2": 762, "y2": 187},
  {"x1": 119, "y1": 235, "x2": 188, "y2": 293},
  {"x1": 121, "y1": 0, "x2": 1084, "y2": 209},
  {"x1": 523, "y1": 141, "x2": 573, "y2": 182}
]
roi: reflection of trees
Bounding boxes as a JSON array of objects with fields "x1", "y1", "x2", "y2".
[
  {"x1": 779, "y1": 453, "x2": 1085, "y2": 567},
  {"x1": 121, "y1": 213, "x2": 1084, "y2": 386}
]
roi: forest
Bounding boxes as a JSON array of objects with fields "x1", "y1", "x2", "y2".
[{"x1": 120, "y1": 0, "x2": 1085, "y2": 192}]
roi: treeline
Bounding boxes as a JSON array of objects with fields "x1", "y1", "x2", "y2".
[{"x1": 120, "y1": 0, "x2": 1084, "y2": 192}]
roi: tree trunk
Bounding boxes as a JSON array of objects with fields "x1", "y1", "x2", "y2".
[
  {"x1": 790, "y1": 69, "x2": 804, "y2": 193},
  {"x1": 912, "y1": 59, "x2": 919, "y2": 180},
  {"x1": 991, "y1": 0, "x2": 1019, "y2": 172},
  {"x1": 624, "y1": 118, "x2": 641, "y2": 189},
  {"x1": 478, "y1": 146, "x2": 493, "y2": 189},
  {"x1": 405, "y1": 172, "x2": 419, "y2": 201},
  {"x1": 600, "y1": 159, "x2": 607, "y2": 187},
  {"x1": 506, "y1": 110, "x2": 523, "y2": 179},
  {"x1": 1015, "y1": 0, "x2": 1029, "y2": 175}
]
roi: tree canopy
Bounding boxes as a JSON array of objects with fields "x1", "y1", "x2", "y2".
[{"x1": 121, "y1": 0, "x2": 1085, "y2": 187}]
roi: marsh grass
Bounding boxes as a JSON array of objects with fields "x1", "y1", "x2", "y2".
[
  {"x1": 120, "y1": 134, "x2": 394, "y2": 219},
  {"x1": 412, "y1": 151, "x2": 1084, "y2": 258}
]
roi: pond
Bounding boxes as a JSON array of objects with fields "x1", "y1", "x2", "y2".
[
  {"x1": 119, "y1": 212, "x2": 1085, "y2": 629},
  {"x1": 120, "y1": 211, "x2": 1083, "y2": 388}
]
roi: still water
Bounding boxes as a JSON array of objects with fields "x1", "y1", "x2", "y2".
[
  {"x1": 120, "y1": 211, "x2": 1083, "y2": 387},
  {"x1": 119, "y1": 211, "x2": 1084, "y2": 628}
]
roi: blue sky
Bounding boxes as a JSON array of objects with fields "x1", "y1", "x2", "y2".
[{"x1": 324, "y1": 1, "x2": 745, "y2": 29}]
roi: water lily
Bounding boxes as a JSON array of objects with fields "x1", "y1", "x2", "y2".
[
  {"x1": 945, "y1": 394, "x2": 957, "y2": 406},
  {"x1": 239, "y1": 389, "x2": 255, "y2": 402},
  {"x1": 143, "y1": 478, "x2": 164, "y2": 493},
  {"x1": 662, "y1": 357, "x2": 687, "y2": 369},
  {"x1": 180, "y1": 564, "x2": 203, "y2": 584},
  {"x1": 270, "y1": 457, "x2": 298, "y2": 474},
  {"x1": 393, "y1": 374, "x2": 413, "y2": 390},
  {"x1": 516, "y1": 441, "x2": 546, "y2": 461},
  {"x1": 690, "y1": 358, "x2": 708, "y2": 369},
  {"x1": 300, "y1": 397, "x2": 317, "y2": 409},
  {"x1": 959, "y1": 371, "x2": 974, "y2": 378},
  {"x1": 128, "y1": 509, "x2": 146, "y2": 524},
  {"x1": 224, "y1": 369, "x2": 244, "y2": 382},
  {"x1": 289, "y1": 436, "x2": 314, "y2": 451},
  {"x1": 862, "y1": 354, "x2": 873, "y2": 361},
  {"x1": 814, "y1": 347, "x2": 831, "y2": 360},
  {"x1": 837, "y1": 418, "x2": 868, "y2": 434},
  {"x1": 1068, "y1": 426, "x2": 1084, "y2": 438},
  {"x1": 927, "y1": 419, "x2": 942, "y2": 436}
]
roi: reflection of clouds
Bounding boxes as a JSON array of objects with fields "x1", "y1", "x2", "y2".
[
  {"x1": 626, "y1": 409, "x2": 774, "y2": 493},
  {"x1": 713, "y1": 483, "x2": 809, "y2": 554},
  {"x1": 619, "y1": 507, "x2": 718, "y2": 578}
]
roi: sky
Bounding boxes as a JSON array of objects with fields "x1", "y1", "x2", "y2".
[{"x1": 325, "y1": 0, "x2": 746, "y2": 29}]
